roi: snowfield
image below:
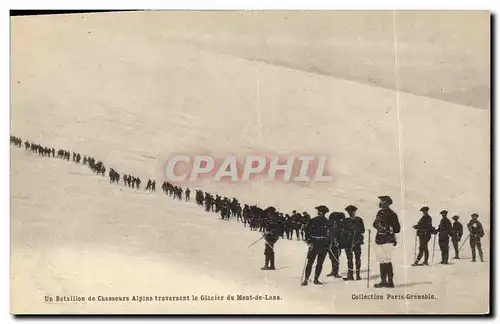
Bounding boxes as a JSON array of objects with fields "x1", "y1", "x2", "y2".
[{"x1": 10, "y1": 12, "x2": 490, "y2": 314}]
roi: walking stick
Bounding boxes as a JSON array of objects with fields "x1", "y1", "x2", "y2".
[
  {"x1": 431, "y1": 234, "x2": 437, "y2": 265},
  {"x1": 458, "y1": 234, "x2": 470, "y2": 252},
  {"x1": 367, "y1": 229, "x2": 371, "y2": 288},
  {"x1": 413, "y1": 231, "x2": 418, "y2": 261},
  {"x1": 300, "y1": 245, "x2": 312, "y2": 286},
  {"x1": 247, "y1": 235, "x2": 265, "y2": 248}
]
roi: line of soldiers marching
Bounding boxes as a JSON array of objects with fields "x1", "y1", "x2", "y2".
[{"x1": 12, "y1": 136, "x2": 487, "y2": 289}]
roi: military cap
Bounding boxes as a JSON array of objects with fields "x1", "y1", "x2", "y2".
[
  {"x1": 265, "y1": 206, "x2": 276, "y2": 214},
  {"x1": 315, "y1": 205, "x2": 330, "y2": 213},
  {"x1": 420, "y1": 206, "x2": 429, "y2": 212},
  {"x1": 440, "y1": 210, "x2": 448, "y2": 215},
  {"x1": 329, "y1": 212, "x2": 346, "y2": 219},
  {"x1": 345, "y1": 205, "x2": 358, "y2": 212},
  {"x1": 471, "y1": 213, "x2": 479, "y2": 218},
  {"x1": 452, "y1": 215, "x2": 459, "y2": 220},
  {"x1": 378, "y1": 195, "x2": 393, "y2": 205}
]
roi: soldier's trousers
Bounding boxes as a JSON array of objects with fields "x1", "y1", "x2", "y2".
[
  {"x1": 345, "y1": 245, "x2": 362, "y2": 275},
  {"x1": 416, "y1": 235, "x2": 431, "y2": 263},
  {"x1": 451, "y1": 238, "x2": 460, "y2": 258},
  {"x1": 304, "y1": 245, "x2": 328, "y2": 281},
  {"x1": 470, "y1": 237, "x2": 483, "y2": 261},
  {"x1": 264, "y1": 241, "x2": 275, "y2": 268},
  {"x1": 327, "y1": 246, "x2": 342, "y2": 275},
  {"x1": 439, "y1": 239, "x2": 449, "y2": 263}
]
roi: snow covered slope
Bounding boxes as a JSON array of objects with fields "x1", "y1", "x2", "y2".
[{"x1": 10, "y1": 12, "x2": 490, "y2": 314}]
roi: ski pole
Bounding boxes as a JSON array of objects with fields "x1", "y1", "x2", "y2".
[
  {"x1": 300, "y1": 244, "x2": 312, "y2": 285},
  {"x1": 413, "y1": 231, "x2": 418, "y2": 261},
  {"x1": 247, "y1": 235, "x2": 265, "y2": 248},
  {"x1": 367, "y1": 229, "x2": 371, "y2": 288},
  {"x1": 458, "y1": 234, "x2": 471, "y2": 252},
  {"x1": 431, "y1": 234, "x2": 437, "y2": 265}
]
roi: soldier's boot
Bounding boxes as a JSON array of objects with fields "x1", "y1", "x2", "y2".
[
  {"x1": 261, "y1": 255, "x2": 270, "y2": 270},
  {"x1": 313, "y1": 265, "x2": 323, "y2": 285},
  {"x1": 423, "y1": 248, "x2": 430, "y2": 265},
  {"x1": 355, "y1": 269, "x2": 362, "y2": 281},
  {"x1": 326, "y1": 258, "x2": 338, "y2": 277},
  {"x1": 386, "y1": 262, "x2": 395, "y2": 288},
  {"x1": 269, "y1": 254, "x2": 276, "y2": 270},
  {"x1": 471, "y1": 247, "x2": 476, "y2": 262},
  {"x1": 453, "y1": 244, "x2": 460, "y2": 259},
  {"x1": 479, "y1": 248, "x2": 484, "y2": 262},
  {"x1": 302, "y1": 262, "x2": 313, "y2": 286},
  {"x1": 374, "y1": 263, "x2": 387, "y2": 288},
  {"x1": 343, "y1": 271, "x2": 354, "y2": 281},
  {"x1": 413, "y1": 248, "x2": 423, "y2": 266},
  {"x1": 326, "y1": 270, "x2": 341, "y2": 278}
]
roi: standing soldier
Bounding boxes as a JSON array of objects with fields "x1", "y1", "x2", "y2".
[
  {"x1": 302, "y1": 205, "x2": 330, "y2": 286},
  {"x1": 283, "y1": 214, "x2": 292, "y2": 239},
  {"x1": 301, "y1": 212, "x2": 311, "y2": 241},
  {"x1": 467, "y1": 213, "x2": 485, "y2": 262},
  {"x1": 373, "y1": 196, "x2": 400, "y2": 288},
  {"x1": 342, "y1": 205, "x2": 365, "y2": 281},
  {"x1": 145, "y1": 179, "x2": 152, "y2": 191},
  {"x1": 261, "y1": 207, "x2": 283, "y2": 270},
  {"x1": 326, "y1": 212, "x2": 345, "y2": 278},
  {"x1": 451, "y1": 215, "x2": 463, "y2": 259},
  {"x1": 185, "y1": 188, "x2": 190, "y2": 201},
  {"x1": 412, "y1": 206, "x2": 434, "y2": 266},
  {"x1": 291, "y1": 211, "x2": 301, "y2": 240},
  {"x1": 437, "y1": 210, "x2": 452, "y2": 264}
]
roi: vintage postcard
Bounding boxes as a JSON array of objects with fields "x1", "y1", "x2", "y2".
[{"x1": 10, "y1": 10, "x2": 490, "y2": 315}]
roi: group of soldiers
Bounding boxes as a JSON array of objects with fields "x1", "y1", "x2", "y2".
[
  {"x1": 162, "y1": 181, "x2": 187, "y2": 200},
  {"x1": 413, "y1": 207, "x2": 485, "y2": 265},
  {"x1": 193, "y1": 190, "x2": 243, "y2": 221},
  {"x1": 261, "y1": 200, "x2": 372, "y2": 286},
  {"x1": 12, "y1": 135, "x2": 487, "y2": 289},
  {"x1": 10, "y1": 136, "x2": 22, "y2": 147},
  {"x1": 259, "y1": 195, "x2": 486, "y2": 288},
  {"x1": 20, "y1": 139, "x2": 57, "y2": 158}
]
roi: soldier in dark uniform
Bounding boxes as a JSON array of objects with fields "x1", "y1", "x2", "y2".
[
  {"x1": 342, "y1": 205, "x2": 365, "y2": 281},
  {"x1": 283, "y1": 214, "x2": 292, "y2": 239},
  {"x1": 300, "y1": 212, "x2": 310, "y2": 241},
  {"x1": 437, "y1": 210, "x2": 452, "y2": 264},
  {"x1": 145, "y1": 179, "x2": 152, "y2": 191},
  {"x1": 451, "y1": 215, "x2": 463, "y2": 259},
  {"x1": 302, "y1": 205, "x2": 330, "y2": 286},
  {"x1": 291, "y1": 211, "x2": 301, "y2": 240},
  {"x1": 261, "y1": 207, "x2": 284, "y2": 270},
  {"x1": 467, "y1": 213, "x2": 485, "y2": 262},
  {"x1": 326, "y1": 212, "x2": 345, "y2": 278},
  {"x1": 373, "y1": 196, "x2": 400, "y2": 288},
  {"x1": 412, "y1": 206, "x2": 435, "y2": 266}
]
